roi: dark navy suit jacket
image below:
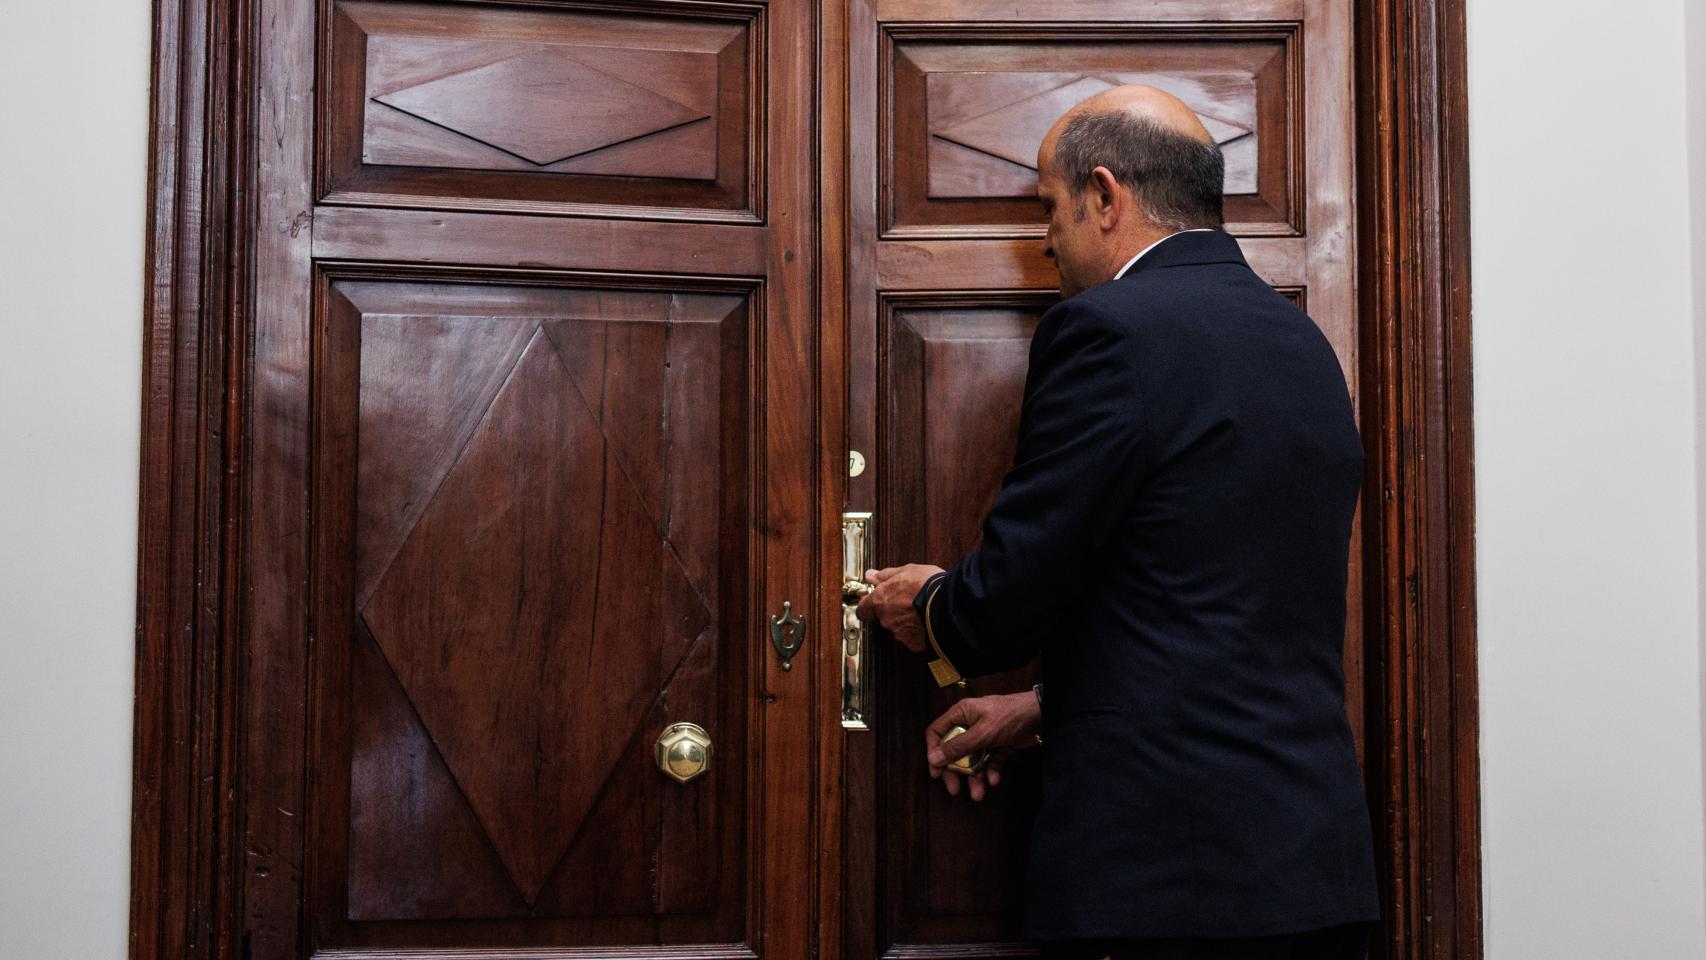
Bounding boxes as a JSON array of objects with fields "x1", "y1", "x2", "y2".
[{"x1": 919, "y1": 229, "x2": 1380, "y2": 940}]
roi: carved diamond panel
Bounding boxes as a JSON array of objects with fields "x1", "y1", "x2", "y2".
[
  {"x1": 371, "y1": 43, "x2": 713, "y2": 168},
  {"x1": 325, "y1": 1, "x2": 758, "y2": 217},
  {"x1": 319, "y1": 279, "x2": 750, "y2": 936},
  {"x1": 362, "y1": 326, "x2": 713, "y2": 903},
  {"x1": 927, "y1": 71, "x2": 1257, "y2": 198},
  {"x1": 886, "y1": 29, "x2": 1299, "y2": 237}
]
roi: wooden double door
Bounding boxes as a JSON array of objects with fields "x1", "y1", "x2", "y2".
[{"x1": 239, "y1": 0, "x2": 1358, "y2": 957}]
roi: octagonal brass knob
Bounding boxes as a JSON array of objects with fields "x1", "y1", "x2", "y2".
[{"x1": 655, "y1": 722, "x2": 712, "y2": 784}]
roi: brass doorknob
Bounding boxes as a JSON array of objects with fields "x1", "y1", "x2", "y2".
[{"x1": 655, "y1": 722, "x2": 712, "y2": 784}]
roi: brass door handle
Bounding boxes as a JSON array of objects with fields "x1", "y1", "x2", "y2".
[
  {"x1": 841, "y1": 512, "x2": 873, "y2": 730},
  {"x1": 656, "y1": 722, "x2": 712, "y2": 784}
]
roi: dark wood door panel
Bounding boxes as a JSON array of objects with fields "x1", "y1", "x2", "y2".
[
  {"x1": 877, "y1": 297, "x2": 1052, "y2": 951},
  {"x1": 843, "y1": 1, "x2": 1358, "y2": 957},
  {"x1": 322, "y1": 0, "x2": 762, "y2": 221},
  {"x1": 309, "y1": 207, "x2": 770, "y2": 275},
  {"x1": 884, "y1": 26, "x2": 1300, "y2": 238},
  {"x1": 308, "y1": 276, "x2": 753, "y2": 951},
  {"x1": 244, "y1": 0, "x2": 818, "y2": 949},
  {"x1": 872, "y1": 0, "x2": 1302, "y2": 17},
  {"x1": 868, "y1": 236, "x2": 1308, "y2": 290},
  {"x1": 880, "y1": 300, "x2": 1040, "y2": 574}
]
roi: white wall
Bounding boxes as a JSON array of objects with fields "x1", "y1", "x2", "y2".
[
  {"x1": 1691, "y1": 0, "x2": 1706, "y2": 946},
  {"x1": 1470, "y1": 0, "x2": 1706, "y2": 956},
  {"x1": 0, "y1": 1, "x2": 150, "y2": 957},
  {"x1": 1693, "y1": 2, "x2": 1706, "y2": 940},
  {"x1": 1694, "y1": 0, "x2": 1706, "y2": 944}
]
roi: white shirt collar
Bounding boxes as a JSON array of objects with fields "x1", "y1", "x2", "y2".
[{"x1": 1113, "y1": 228, "x2": 1218, "y2": 279}]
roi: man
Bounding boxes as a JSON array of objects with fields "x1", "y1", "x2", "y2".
[{"x1": 855, "y1": 86, "x2": 1380, "y2": 959}]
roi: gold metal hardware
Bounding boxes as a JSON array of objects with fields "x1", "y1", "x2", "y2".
[
  {"x1": 841, "y1": 511, "x2": 874, "y2": 729},
  {"x1": 922, "y1": 581, "x2": 966, "y2": 689},
  {"x1": 848, "y1": 450, "x2": 867, "y2": 478},
  {"x1": 941, "y1": 725, "x2": 991, "y2": 776},
  {"x1": 655, "y1": 722, "x2": 712, "y2": 784},
  {"x1": 768, "y1": 601, "x2": 805, "y2": 671}
]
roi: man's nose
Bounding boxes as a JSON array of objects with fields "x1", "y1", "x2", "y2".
[{"x1": 1042, "y1": 237, "x2": 1055, "y2": 260}]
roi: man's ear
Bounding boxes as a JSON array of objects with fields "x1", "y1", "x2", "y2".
[{"x1": 1088, "y1": 166, "x2": 1123, "y2": 229}]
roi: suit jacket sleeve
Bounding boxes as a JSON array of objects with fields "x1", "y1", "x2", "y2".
[{"x1": 919, "y1": 296, "x2": 1147, "y2": 679}]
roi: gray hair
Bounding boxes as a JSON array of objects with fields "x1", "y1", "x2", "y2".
[{"x1": 1052, "y1": 110, "x2": 1226, "y2": 231}]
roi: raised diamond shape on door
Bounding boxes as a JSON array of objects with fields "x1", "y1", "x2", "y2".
[
  {"x1": 330, "y1": 2, "x2": 759, "y2": 213},
  {"x1": 375, "y1": 45, "x2": 712, "y2": 166},
  {"x1": 932, "y1": 73, "x2": 1252, "y2": 172},
  {"x1": 361, "y1": 324, "x2": 712, "y2": 904},
  {"x1": 922, "y1": 69, "x2": 1260, "y2": 202},
  {"x1": 933, "y1": 76, "x2": 1119, "y2": 169}
]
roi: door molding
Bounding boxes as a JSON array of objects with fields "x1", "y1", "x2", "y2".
[
  {"x1": 1354, "y1": 2, "x2": 1482, "y2": 958},
  {"x1": 131, "y1": 2, "x2": 1480, "y2": 958}
]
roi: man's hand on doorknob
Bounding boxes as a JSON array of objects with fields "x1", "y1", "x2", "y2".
[{"x1": 854, "y1": 563, "x2": 945, "y2": 654}]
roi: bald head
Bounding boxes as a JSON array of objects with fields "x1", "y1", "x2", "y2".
[
  {"x1": 1048, "y1": 84, "x2": 1215, "y2": 151},
  {"x1": 1033, "y1": 84, "x2": 1226, "y2": 298},
  {"x1": 1037, "y1": 83, "x2": 1226, "y2": 235}
]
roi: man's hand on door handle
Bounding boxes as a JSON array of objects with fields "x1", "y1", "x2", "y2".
[
  {"x1": 925, "y1": 693, "x2": 1043, "y2": 802},
  {"x1": 853, "y1": 562, "x2": 945, "y2": 654}
]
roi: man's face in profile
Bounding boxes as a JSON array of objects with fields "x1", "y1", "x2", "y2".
[{"x1": 1036, "y1": 141, "x2": 1098, "y2": 300}]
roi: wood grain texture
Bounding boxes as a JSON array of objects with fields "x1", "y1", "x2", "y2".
[
  {"x1": 314, "y1": 950, "x2": 759, "y2": 960},
  {"x1": 878, "y1": 300, "x2": 1049, "y2": 949},
  {"x1": 346, "y1": 622, "x2": 524, "y2": 920},
  {"x1": 1354, "y1": 0, "x2": 1482, "y2": 957},
  {"x1": 357, "y1": 322, "x2": 707, "y2": 905},
  {"x1": 142, "y1": 0, "x2": 807, "y2": 952},
  {"x1": 873, "y1": 236, "x2": 1309, "y2": 291},
  {"x1": 815, "y1": 3, "x2": 855, "y2": 959},
  {"x1": 350, "y1": 309, "x2": 534, "y2": 608},
  {"x1": 244, "y1": 0, "x2": 318, "y2": 955},
  {"x1": 754, "y1": 0, "x2": 824, "y2": 957},
  {"x1": 311, "y1": 207, "x2": 769, "y2": 274},
  {"x1": 876, "y1": 0, "x2": 1303, "y2": 19},
  {"x1": 925, "y1": 69, "x2": 1257, "y2": 198},
  {"x1": 321, "y1": 0, "x2": 758, "y2": 219},
  {"x1": 129, "y1": 0, "x2": 248, "y2": 958},
  {"x1": 369, "y1": 42, "x2": 713, "y2": 169},
  {"x1": 309, "y1": 276, "x2": 754, "y2": 949},
  {"x1": 886, "y1": 30, "x2": 1295, "y2": 236}
]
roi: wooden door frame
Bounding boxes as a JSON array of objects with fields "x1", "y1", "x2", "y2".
[{"x1": 130, "y1": 1, "x2": 1479, "y2": 958}]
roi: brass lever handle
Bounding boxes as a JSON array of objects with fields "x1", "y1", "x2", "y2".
[{"x1": 841, "y1": 512, "x2": 873, "y2": 730}]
